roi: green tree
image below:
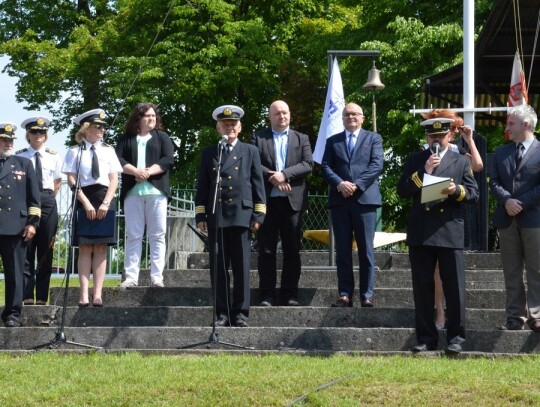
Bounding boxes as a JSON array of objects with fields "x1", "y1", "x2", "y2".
[{"x1": 0, "y1": 0, "x2": 495, "y2": 233}]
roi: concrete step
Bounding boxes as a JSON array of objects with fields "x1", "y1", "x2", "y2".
[
  {"x1": 187, "y1": 251, "x2": 503, "y2": 270},
  {"x1": 1, "y1": 326, "x2": 538, "y2": 353},
  {"x1": 49, "y1": 287, "x2": 506, "y2": 309},
  {"x1": 20, "y1": 305, "x2": 506, "y2": 331},
  {"x1": 135, "y1": 269, "x2": 505, "y2": 289}
]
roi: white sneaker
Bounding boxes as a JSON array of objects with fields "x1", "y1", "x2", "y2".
[
  {"x1": 151, "y1": 280, "x2": 164, "y2": 288},
  {"x1": 119, "y1": 280, "x2": 138, "y2": 288}
]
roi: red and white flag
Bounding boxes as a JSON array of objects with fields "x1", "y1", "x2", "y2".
[
  {"x1": 508, "y1": 51, "x2": 528, "y2": 107},
  {"x1": 505, "y1": 51, "x2": 529, "y2": 139}
]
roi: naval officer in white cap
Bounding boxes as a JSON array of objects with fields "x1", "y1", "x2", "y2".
[
  {"x1": 195, "y1": 105, "x2": 266, "y2": 327},
  {"x1": 17, "y1": 116, "x2": 62, "y2": 306},
  {"x1": 0, "y1": 122, "x2": 41, "y2": 326},
  {"x1": 62, "y1": 108, "x2": 123, "y2": 307}
]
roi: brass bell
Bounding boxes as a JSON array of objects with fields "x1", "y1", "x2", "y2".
[{"x1": 363, "y1": 60, "x2": 385, "y2": 91}]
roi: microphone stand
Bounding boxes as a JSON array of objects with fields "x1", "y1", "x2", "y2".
[
  {"x1": 181, "y1": 137, "x2": 253, "y2": 350},
  {"x1": 33, "y1": 142, "x2": 102, "y2": 350}
]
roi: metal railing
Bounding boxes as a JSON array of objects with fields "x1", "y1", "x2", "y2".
[{"x1": 51, "y1": 185, "x2": 400, "y2": 274}]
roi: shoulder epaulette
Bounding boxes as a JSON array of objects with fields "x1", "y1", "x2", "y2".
[
  {"x1": 45, "y1": 147, "x2": 57, "y2": 155},
  {"x1": 16, "y1": 148, "x2": 28, "y2": 154}
]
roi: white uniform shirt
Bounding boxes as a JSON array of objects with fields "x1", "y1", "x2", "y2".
[
  {"x1": 16, "y1": 146, "x2": 62, "y2": 191},
  {"x1": 62, "y1": 139, "x2": 123, "y2": 187}
]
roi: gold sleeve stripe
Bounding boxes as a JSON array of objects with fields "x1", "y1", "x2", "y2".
[
  {"x1": 195, "y1": 205, "x2": 206, "y2": 214},
  {"x1": 254, "y1": 203, "x2": 267, "y2": 214},
  {"x1": 456, "y1": 185, "x2": 466, "y2": 202},
  {"x1": 412, "y1": 171, "x2": 423, "y2": 188},
  {"x1": 29, "y1": 207, "x2": 41, "y2": 217}
]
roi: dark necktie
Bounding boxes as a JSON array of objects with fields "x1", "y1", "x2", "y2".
[
  {"x1": 516, "y1": 143, "x2": 524, "y2": 168},
  {"x1": 34, "y1": 152, "x2": 43, "y2": 191},
  {"x1": 0, "y1": 158, "x2": 5, "y2": 169},
  {"x1": 347, "y1": 133, "x2": 355, "y2": 157},
  {"x1": 226, "y1": 144, "x2": 232, "y2": 156},
  {"x1": 91, "y1": 145, "x2": 100, "y2": 179}
]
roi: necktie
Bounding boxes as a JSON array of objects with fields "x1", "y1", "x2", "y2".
[
  {"x1": 347, "y1": 133, "x2": 355, "y2": 157},
  {"x1": 90, "y1": 145, "x2": 100, "y2": 179},
  {"x1": 226, "y1": 144, "x2": 232, "y2": 156},
  {"x1": 0, "y1": 159, "x2": 5, "y2": 169},
  {"x1": 34, "y1": 152, "x2": 43, "y2": 191},
  {"x1": 516, "y1": 142, "x2": 524, "y2": 167}
]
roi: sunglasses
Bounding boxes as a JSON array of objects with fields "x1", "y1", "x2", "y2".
[{"x1": 29, "y1": 130, "x2": 47, "y2": 135}]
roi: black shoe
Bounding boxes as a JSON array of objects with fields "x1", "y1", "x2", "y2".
[
  {"x1": 214, "y1": 315, "x2": 229, "y2": 327},
  {"x1": 331, "y1": 296, "x2": 352, "y2": 308},
  {"x1": 259, "y1": 298, "x2": 273, "y2": 307},
  {"x1": 285, "y1": 298, "x2": 300, "y2": 307},
  {"x1": 445, "y1": 336, "x2": 464, "y2": 355},
  {"x1": 411, "y1": 343, "x2": 436, "y2": 353},
  {"x1": 5, "y1": 318, "x2": 20, "y2": 328},
  {"x1": 498, "y1": 320, "x2": 524, "y2": 330},
  {"x1": 234, "y1": 318, "x2": 249, "y2": 327},
  {"x1": 445, "y1": 343, "x2": 462, "y2": 355}
]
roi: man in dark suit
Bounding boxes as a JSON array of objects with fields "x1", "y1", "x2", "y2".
[
  {"x1": 0, "y1": 123, "x2": 41, "y2": 327},
  {"x1": 250, "y1": 100, "x2": 313, "y2": 306},
  {"x1": 321, "y1": 103, "x2": 383, "y2": 308},
  {"x1": 489, "y1": 104, "x2": 540, "y2": 331},
  {"x1": 195, "y1": 105, "x2": 266, "y2": 327},
  {"x1": 398, "y1": 117, "x2": 478, "y2": 354}
]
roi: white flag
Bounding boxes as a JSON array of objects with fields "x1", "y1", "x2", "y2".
[
  {"x1": 508, "y1": 50, "x2": 528, "y2": 107},
  {"x1": 313, "y1": 58, "x2": 345, "y2": 164}
]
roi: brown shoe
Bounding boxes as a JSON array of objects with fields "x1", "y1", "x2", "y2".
[
  {"x1": 331, "y1": 296, "x2": 352, "y2": 308},
  {"x1": 361, "y1": 299, "x2": 374, "y2": 308}
]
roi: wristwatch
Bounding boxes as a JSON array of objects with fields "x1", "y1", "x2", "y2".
[{"x1": 102, "y1": 200, "x2": 110, "y2": 207}]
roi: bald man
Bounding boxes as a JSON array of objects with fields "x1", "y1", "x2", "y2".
[{"x1": 250, "y1": 101, "x2": 313, "y2": 307}]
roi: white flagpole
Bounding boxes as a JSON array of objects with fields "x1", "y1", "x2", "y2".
[{"x1": 313, "y1": 58, "x2": 345, "y2": 164}]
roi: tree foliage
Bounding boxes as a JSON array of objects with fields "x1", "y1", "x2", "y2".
[{"x1": 0, "y1": 0, "x2": 495, "y2": 232}]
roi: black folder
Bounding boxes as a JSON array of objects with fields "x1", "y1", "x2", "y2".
[{"x1": 77, "y1": 208, "x2": 115, "y2": 237}]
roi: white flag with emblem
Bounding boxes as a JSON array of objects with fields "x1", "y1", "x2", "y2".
[{"x1": 313, "y1": 58, "x2": 345, "y2": 164}]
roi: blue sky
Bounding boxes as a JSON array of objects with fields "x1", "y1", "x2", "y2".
[{"x1": 1, "y1": 55, "x2": 68, "y2": 158}]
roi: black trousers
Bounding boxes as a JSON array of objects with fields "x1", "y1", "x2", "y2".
[
  {"x1": 257, "y1": 197, "x2": 303, "y2": 302},
  {"x1": 0, "y1": 235, "x2": 27, "y2": 324},
  {"x1": 24, "y1": 191, "x2": 58, "y2": 302},
  {"x1": 409, "y1": 245, "x2": 466, "y2": 347},
  {"x1": 208, "y1": 226, "x2": 251, "y2": 320}
]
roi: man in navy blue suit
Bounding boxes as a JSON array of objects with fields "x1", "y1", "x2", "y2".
[
  {"x1": 490, "y1": 104, "x2": 540, "y2": 331},
  {"x1": 321, "y1": 103, "x2": 383, "y2": 308}
]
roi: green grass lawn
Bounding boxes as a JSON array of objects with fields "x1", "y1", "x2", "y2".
[{"x1": 0, "y1": 353, "x2": 538, "y2": 406}]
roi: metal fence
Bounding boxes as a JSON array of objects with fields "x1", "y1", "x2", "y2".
[{"x1": 51, "y1": 184, "x2": 336, "y2": 274}]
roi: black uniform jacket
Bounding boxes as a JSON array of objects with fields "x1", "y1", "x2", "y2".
[
  {"x1": 195, "y1": 141, "x2": 266, "y2": 228},
  {"x1": 0, "y1": 155, "x2": 41, "y2": 235},
  {"x1": 397, "y1": 148, "x2": 478, "y2": 249}
]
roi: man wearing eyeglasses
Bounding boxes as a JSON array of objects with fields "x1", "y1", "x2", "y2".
[
  {"x1": 321, "y1": 103, "x2": 383, "y2": 309},
  {"x1": 17, "y1": 117, "x2": 62, "y2": 306}
]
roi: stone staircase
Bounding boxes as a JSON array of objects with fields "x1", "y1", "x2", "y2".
[{"x1": 2, "y1": 251, "x2": 540, "y2": 354}]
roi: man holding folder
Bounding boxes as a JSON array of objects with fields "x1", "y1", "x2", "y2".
[{"x1": 397, "y1": 117, "x2": 478, "y2": 354}]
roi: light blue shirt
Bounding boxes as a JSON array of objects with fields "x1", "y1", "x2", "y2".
[
  {"x1": 127, "y1": 134, "x2": 163, "y2": 197},
  {"x1": 271, "y1": 128, "x2": 288, "y2": 197}
]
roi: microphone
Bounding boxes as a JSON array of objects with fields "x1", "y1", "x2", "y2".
[
  {"x1": 221, "y1": 135, "x2": 229, "y2": 149},
  {"x1": 432, "y1": 141, "x2": 440, "y2": 157}
]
